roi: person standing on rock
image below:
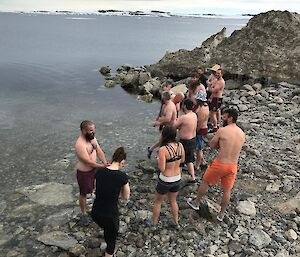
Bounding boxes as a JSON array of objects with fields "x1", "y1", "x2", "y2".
[
  {"x1": 147, "y1": 92, "x2": 177, "y2": 159},
  {"x1": 174, "y1": 98, "x2": 198, "y2": 182},
  {"x1": 188, "y1": 72, "x2": 206, "y2": 112},
  {"x1": 187, "y1": 108, "x2": 245, "y2": 221},
  {"x1": 208, "y1": 66, "x2": 225, "y2": 132},
  {"x1": 194, "y1": 92, "x2": 209, "y2": 173},
  {"x1": 149, "y1": 126, "x2": 185, "y2": 228},
  {"x1": 75, "y1": 120, "x2": 109, "y2": 225},
  {"x1": 197, "y1": 66, "x2": 208, "y2": 90},
  {"x1": 92, "y1": 147, "x2": 130, "y2": 257}
]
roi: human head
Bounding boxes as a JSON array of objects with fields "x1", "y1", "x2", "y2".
[
  {"x1": 190, "y1": 72, "x2": 200, "y2": 84},
  {"x1": 197, "y1": 66, "x2": 205, "y2": 76},
  {"x1": 80, "y1": 120, "x2": 95, "y2": 141},
  {"x1": 161, "y1": 91, "x2": 171, "y2": 103},
  {"x1": 111, "y1": 146, "x2": 127, "y2": 168},
  {"x1": 215, "y1": 69, "x2": 223, "y2": 79},
  {"x1": 183, "y1": 98, "x2": 193, "y2": 112},
  {"x1": 160, "y1": 125, "x2": 177, "y2": 146},
  {"x1": 222, "y1": 108, "x2": 238, "y2": 126},
  {"x1": 161, "y1": 81, "x2": 173, "y2": 92}
]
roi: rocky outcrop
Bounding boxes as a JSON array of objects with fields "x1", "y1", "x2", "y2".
[
  {"x1": 146, "y1": 28, "x2": 226, "y2": 79},
  {"x1": 145, "y1": 11, "x2": 300, "y2": 84}
]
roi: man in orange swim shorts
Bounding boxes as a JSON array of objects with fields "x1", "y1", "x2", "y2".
[{"x1": 187, "y1": 108, "x2": 245, "y2": 221}]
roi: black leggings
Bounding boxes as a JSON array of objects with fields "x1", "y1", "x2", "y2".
[{"x1": 92, "y1": 214, "x2": 119, "y2": 255}]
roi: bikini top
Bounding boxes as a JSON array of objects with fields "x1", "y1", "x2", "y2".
[{"x1": 165, "y1": 143, "x2": 182, "y2": 163}]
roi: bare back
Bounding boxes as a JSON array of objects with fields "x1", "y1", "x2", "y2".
[
  {"x1": 211, "y1": 124, "x2": 245, "y2": 163},
  {"x1": 175, "y1": 111, "x2": 197, "y2": 140},
  {"x1": 197, "y1": 104, "x2": 209, "y2": 129},
  {"x1": 162, "y1": 100, "x2": 177, "y2": 126},
  {"x1": 158, "y1": 142, "x2": 185, "y2": 177}
]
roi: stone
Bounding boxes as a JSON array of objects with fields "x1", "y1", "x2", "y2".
[
  {"x1": 238, "y1": 104, "x2": 248, "y2": 112},
  {"x1": 17, "y1": 182, "x2": 74, "y2": 206},
  {"x1": 252, "y1": 83, "x2": 262, "y2": 91},
  {"x1": 138, "y1": 72, "x2": 151, "y2": 85},
  {"x1": 99, "y1": 66, "x2": 111, "y2": 75},
  {"x1": 249, "y1": 229, "x2": 271, "y2": 249},
  {"x1": 135, "y1": 210, "x2": 152, "y2": 220},
  {"x1": 137, "y1": 93, "x2": 153, "y2": 103},
  {"x1": 69, "y1": 244, "x2": 86, "y2": 256},
  {"x1": 275, "y1": 192, "x2": 300, "y2": 214},
  {"x1": 136, "y1": 160, "x2": 157, "y2": 173},
  {"x1": 104, "y1": 79, "x2": 118, "y2": 88},
  {"x1": 286, "y1": 229, "x2": 298, "y2": 241},
  {"x1": 236, "y1": 201, "x2": 256, "y2": 216},
  {"x1": 52, "y1": 159, "x2": 70, "y2": 170},
  {"x1": 266, "y1": 181, "x2": 282, "y2": 192},
  {"x1": 208, "y1": 245, "x2": 218, "y2": 255},
  {"x1": 45, "y1": 208, "x2": 77, "y2": 226},
  {"x1": 10, "y1": 203, "x2": 38, "y2": 218},
  {"x1": 37, "y1": 231, "x2": 78, "y2": 250},
  {"x1": 0, "y1": 224, "x2": 12, "y2": 246},
  {"x1": 242, "y1": 84, "x2": 254, "y2": 91}
]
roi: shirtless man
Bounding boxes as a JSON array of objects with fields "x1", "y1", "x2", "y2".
[
  {"x1": 208, "y1": 68, "x2": 225, "y2": 132},
  {"x1": 147, "y1": 92, "x2": 177, "y2": 159},
  {"x1": 195, "y1": 92, "x2": 209, "y2": 172},
  {"x1": 187, "y1": 108, "x2": 245, "y2": 221},
  {"x1": 75, "y1": 120, "x2": 109, "y2": 225},
  {"x1": 174, "y1": 98, "x2": 198, "y2": 182}
]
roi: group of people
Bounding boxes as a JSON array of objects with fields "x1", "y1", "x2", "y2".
[{"x1": 74, "y1": 64, "x2": 245, "y2": 257}]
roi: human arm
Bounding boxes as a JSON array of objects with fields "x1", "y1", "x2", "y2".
[
  {"x1": 157, "y1": 147, "x2": 166, "y2": 173},
  {"x1": 119, "y1": 182, "x2": 130, "y2": 200},
  {"x1": 210, "y1": 130, "x2": 220, "y2": 149},
  {"x1": 153, "y1": 105, "x2": 172, "y2": 126},
  {"x1": 95, "y1": 143, "x2": 109, "y2": 166},
  {"x1": 75, "y1": 142, "x2": 105, "y2": 168},
  {"x1": 173, "y1": 116, "x2": 183, "y2": 129},
  {"x1": 179, "y1": 143, "x2": 185, "y2": 165}
]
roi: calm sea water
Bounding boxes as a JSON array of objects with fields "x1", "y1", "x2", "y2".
[{"x1": 0, "y1": 12, "x2": 249, "y2": 192}]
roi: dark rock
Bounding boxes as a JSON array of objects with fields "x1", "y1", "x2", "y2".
[{"x1": 99, "y1": 66, "x2": 111, "y2": 75}]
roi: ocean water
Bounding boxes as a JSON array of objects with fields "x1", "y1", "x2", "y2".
[{"x1": 0, "y1": 12, "x2": 250, "y2": 192}]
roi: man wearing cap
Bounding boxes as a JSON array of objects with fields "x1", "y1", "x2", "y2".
[
  {"x1": 195, "y1": 91, "x2": 209, "y2": 173},
  {"x1": 207, "y1": 65, "x2": 225, "y2": 132},
  {"x1": 173, "y1": 98, "x2": 198, "y2": 182}
]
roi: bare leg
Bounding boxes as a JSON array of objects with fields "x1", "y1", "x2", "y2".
[
  {"x1": 220, "y1": 188, "x2": 231, "y2": 214},
  {"x1": 195, "y1": 150, "x2": 201, "y2": 169},
  {"x1": 210, "y1": 111, "x2": 217, "y2": 129},
  {"x1": 187, "y1": 162, "x2": 195, "y2": 180},
  {"x1": 167, "y1": 192, "x2": 179, "y2": 225},
  {"x1": 79, "y1": 195, "x2": 87, "y2": 214},
  {"x1": 217, "y1": 109, "x2": 221, "y2": 128},
  {"x1": 195, "y1": 180, "x2": 209, "y2": 203},
  {"x1": 152, "y1": 192, "x2": 164, "y2": 225}
]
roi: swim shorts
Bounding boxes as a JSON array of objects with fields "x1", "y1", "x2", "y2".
[
  {"x1": 156, "y1": 179, "x2": 181, "y2": 194},
  {"x1": 203, "y1": 159, "x2": 238, "y2": 190},
  {"x1": 196, "y1": 128, "x2": 208, "y2": 150},
  {"x1": 180, "y1": 137, "x2": 197, "y2": 163},
  {"x1": 76, "y1": 169, "x2": 96, "y2": 197},
  {"x1": 209, "y1": 97, "x2": 223, "y2": 111}
]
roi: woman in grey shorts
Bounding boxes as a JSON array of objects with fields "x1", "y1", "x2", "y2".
[{"x1": 150, "y1": 125, "x2": 185, "y2": 228}]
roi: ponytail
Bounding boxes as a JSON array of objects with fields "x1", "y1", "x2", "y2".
[{"x1": 111, "y1": 147, "x2": 127, "y2": 163}]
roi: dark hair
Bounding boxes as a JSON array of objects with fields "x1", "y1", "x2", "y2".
[
  {"x1": 191, "y1": 72, "x2": 200, "y2": 79},
  {"x1": 183, "y1": 98, "x2": 193, "y2": 110},
  {"x1": 161, "y1": 91, "x2": 171, "y2": 100},
  {"x1": 112, "y1": 147, "x2": 127, "y2": 163},
  {"x1": 197, "y1": 66, "x2": 205, "y2": 72},
  {"x1": 222, "y1": 108, "x2": 238, "y2": 123},
  {"x1": 80, "y1": 120, "x2": 94, "y2": 131},
  {"x1": 160, "y1": 126, "x2": 177, "y2": 146}
]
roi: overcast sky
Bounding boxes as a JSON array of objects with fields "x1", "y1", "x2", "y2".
[{"x1": 0, "y1": 0, "x2": 299, "y2": 15}]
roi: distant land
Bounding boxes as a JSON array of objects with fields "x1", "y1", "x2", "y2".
[{"x1": 0, "y1": 9, "x2": 254, "y2": 18}]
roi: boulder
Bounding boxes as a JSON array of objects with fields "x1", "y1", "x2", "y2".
[
  {"x1": 286, "y1": 229, "x2": 298, "y2": 241},
  {"x1": 236, "y1": 200, "x2": 256, "y2": 216},
  {"x1": 17, "y1": 182, "x2": 73, "y2": 206},
  {"x1": 99, "y1": 66, "x2": 111, "y2": 75},
  {"x1": 104, "y1": 79, "x2": 118, "y2": 88},
  {"x1": 275, "y1": 192, "x2": 300, "y2": 214},
  {"x1": 249, "y1": 229, "x2": 271, "y2": 249},
  {"x1": 37, "y1": 231, "x2": 78, "y2": 250}
]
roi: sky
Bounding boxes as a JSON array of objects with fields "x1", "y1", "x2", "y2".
[{"x1": 0, "y1": 0, "x2": 299, "y2": 15}]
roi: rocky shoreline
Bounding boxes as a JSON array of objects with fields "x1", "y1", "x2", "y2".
[{"x1": 1, "y1": 80, "x2": 299, "y2": 257}]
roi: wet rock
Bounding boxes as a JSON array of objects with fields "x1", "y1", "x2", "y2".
[
  {"x1": 45, "y1": 208, "x2": 77, "y2": 226},
  {"x1": 236, "y1": 201, "x2": 256, "y2": 217},
  {"x1": 104, "y1": 79, "x2": 118, "y2": 88},
  {"x1": 37, "y1": 231, "x2": 78, "y2": 250},
  {"x1": 10, "y1": 203, "x2": 39, "y2": 218},
  {"x1": 136, "y1": 160, "x2": 157, "y2": 173},
  {"x1": 0, "y1": 200, "x2": 6, "y2": 214},
  {"x1": 249, "y1": 229, "x2": 271, "y2": 249},
  {"x1": 17, "y1": 182, "x2": 73, "y2": 206},
  {"x1": 99, "y1": 66, "x2": 111, "y2": 75},
  {"x1": 137, "y1": 93, "x2": 153, "y2": 103},
  {"x1": 52, "y1": 159, "x2": 70, "y2": 171},
  {"x1": 0, "y1": 224, "x2": 12, "y2": 246}
]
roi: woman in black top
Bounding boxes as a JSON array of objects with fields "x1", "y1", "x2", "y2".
[{"x1": 91, "y1": 147, "x2": 130, "y2": 257}]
